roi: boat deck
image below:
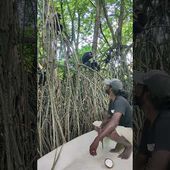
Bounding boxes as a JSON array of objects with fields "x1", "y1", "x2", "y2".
[{"x1": 38, "y1": 131, "x2": 132, "y2": 170}]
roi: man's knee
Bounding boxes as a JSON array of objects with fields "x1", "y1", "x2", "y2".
[{"x1": 94, "y1": 126, "x2": 100, "y2": 132}]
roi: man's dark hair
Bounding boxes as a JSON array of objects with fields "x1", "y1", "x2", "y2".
[{"x1": 112, "y1": 88, "x2": 128, "y2": 99}]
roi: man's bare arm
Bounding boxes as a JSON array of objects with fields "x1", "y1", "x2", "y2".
[
  {"x1": 100, "y1": 114, "x2": 111, "y2": 128},
  {"x1": 96, "y1": 112, "x2": 122, "y2": 141}
]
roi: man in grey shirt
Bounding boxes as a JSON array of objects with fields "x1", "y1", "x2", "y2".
[
  {"x1": 89, "y1": 78, "x2": 132, "y2": 159},
  {"x1": 134, "y1": 70, "x2": 170, "y2": 170}
]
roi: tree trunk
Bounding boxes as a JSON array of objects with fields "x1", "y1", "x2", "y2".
[
  {"x1": 0, "y1": 0, "x2": 37, "y2": 169},
  {"x1": 92, "y1": 0, "x2": 101, "y2": 57},
  {"x1": 101, "y1": 0, "x2": 116, "y2": 46}
]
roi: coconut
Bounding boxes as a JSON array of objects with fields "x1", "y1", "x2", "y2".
[{"x1": 104, "y1": 158, "x2": 113, "y2": 168}]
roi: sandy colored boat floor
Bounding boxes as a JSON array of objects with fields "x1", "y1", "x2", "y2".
[{"x1": 38, "y1": 131, "x2": 132, "y2": 170}]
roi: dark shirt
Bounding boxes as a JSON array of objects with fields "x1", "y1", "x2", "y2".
[
  {"x1": 108, "y1": 95, "x2": 132, "y2": 127},
  {"x1": 139, "y1": 109, "x2": 170, "y2": 155}
]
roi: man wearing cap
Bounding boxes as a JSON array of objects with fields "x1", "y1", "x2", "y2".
[
  {"x1": 89, "y1": 78, "x2": 133, "y2": 159},
  {"x1": 133, "y1": 70, "x2": 170, "y2": 170}
]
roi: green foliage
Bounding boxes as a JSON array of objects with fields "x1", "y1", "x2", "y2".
[
  {"x1": 37, "y1": 0, "x2": 132, "y2": 81},
  {"x1": 38, "y1": 0, "x2": 132, "y2": 61},
  {"x1": 122, "y1": 20, "x2": 132, "y2": 44}
]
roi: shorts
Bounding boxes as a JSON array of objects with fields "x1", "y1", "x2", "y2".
[{"x1": 93, "y1": 121, "x2": 133, "y2": 144}]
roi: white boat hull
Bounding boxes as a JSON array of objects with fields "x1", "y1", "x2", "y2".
[{"x1": 38, "y1": 131, "x2": 132, "y2": 170}]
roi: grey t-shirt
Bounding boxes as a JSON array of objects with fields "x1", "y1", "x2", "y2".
[
  {"x1": 108, "y1": 95, "x2": 132, "y2": 127},
  {"x1": 139, "y1": 109, "x2": 170, "y2": 155}
]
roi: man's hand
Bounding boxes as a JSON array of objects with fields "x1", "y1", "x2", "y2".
[{"x1": 89, "y1": 137, "x2": 100, "y2": 156}]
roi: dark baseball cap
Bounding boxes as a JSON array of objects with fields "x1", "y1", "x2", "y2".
[
  {"x1": 134, "y1": 69, "x2": 170, "y2": 98},
  {"x1": 144, "y1": 74, "x2": 170, "y2": 97},
  {"x1": 134, "y1": 69, "x2": 168, "y2": 84}
]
